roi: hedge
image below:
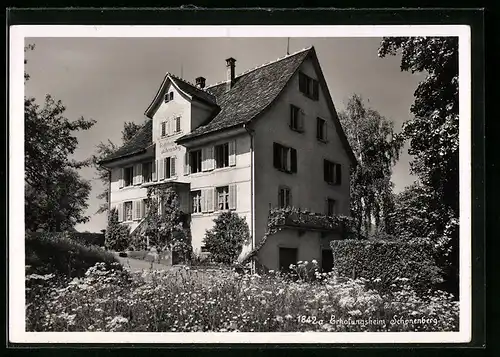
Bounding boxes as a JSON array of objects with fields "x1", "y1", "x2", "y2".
[
  {"x1": 26, "y1": 232, "x2": 120, "y2": 278},
  {"x1": 330, "y1": 239, "x2": 443, "y2": 293}
]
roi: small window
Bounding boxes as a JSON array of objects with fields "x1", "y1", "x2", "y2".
[
  {"x1": 327, "y1": 198, "x2": 336, "y2": 216},
  {"x1": 124, "y1": 167, "x2": 133, "y2": 187},
  {"x1": 290, "y1": 105, "x2": 302, "y2": 132},
  {"x1": 299, "y1": 72, "x2": 319, "y2": 100},
  {"x1": 215, "y1": 143, "x2": 229, "y2": 168},
  {"x1": 324, "y1": 160, "x2": 342, "y2": 185},
  {"x1": 216, "y1": 186, "x2": 230, "y2": 211},
  {"x1": 273, "y1": 143, "x2": 297, "y2": 173},
  {"x1": 142, "y1": 161, "x2": 153, "y2": 183},
  {"x1": 278, "y1": 187, "x2": 292, "y2": 208},
  {"x1": 191, "y1": 190, "x2": 202, "y2": 213},
  {"x1": 165, "y1": 91, "x2": 174, "y2": 103},
  {"x1": 164, "y1": 157, "x2": 171, "y2": 179},
  {"x1": 161, "y1": 122, "x2": 167, "y2": 137},
  {"x1": 317, "y1": 117, "x2": 326, "y2": 141},
  {"x1": 124, "y1": 201, "x2": 133, "y2": 221},
  {"x1": 190, "y1": 150, "x2": 202, "y2": 173},
  {"x1": 175, "y1": 117, "x2": 181, "y2": 133},
  {"x1": 279, "y1": 247, "x2": 298, "y2": 272}
]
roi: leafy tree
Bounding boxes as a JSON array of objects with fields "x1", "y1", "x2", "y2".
[
  {"x1": 140, "y1": 186, "x2": 192, "y2": 261},
  {"x1": 92, "y1": 121, "x2": 144, "y2": 214},
  {"x1": 25, "y1": 46, "x2": 95, "y2": 232},
  {"x1": 104, "y1": 208, "x2": 130, "y2": 252},
  {"x1": 338, "y1": 94, "x2": 402, "y2": 236},
  {"x1": 378, "y1": 37, "x2": 459, "y2": 294},
  {"x1": 203, "y1": 211, "x2": 250, "y2": 265}
]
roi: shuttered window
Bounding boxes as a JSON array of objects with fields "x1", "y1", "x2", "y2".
[
  {"x1": 216, "y1": 186, "x2": 230, "y2": 211},
  {"x1": 123, "y1": 167, "x2": 133, "y2": 187},
  {"x1": 298, "y1": 71, "x2": 319, "y2": 100},
  {"x1": 290, "y1": 105, "x2": 304, "y2": 132},
  {"x1": 316, "y1": 117, "x2": 327, "y2": 141},
  {"x1": 273, "y1": 143, "x2": 297, "y2": 173},
  {"x1": 278, "y1": 186, "x2": 292, "y2": 208},
  {"x1": 215, "y1": 143, "x2": 229, "y2": 168},
  {"x1": 191, "y1": 190, "x2": 202, "y2": 213},
  {"x1": 190, "y1": 150, "x2": 202, "y2": 173},
  {"x1": 324, "y1": 159, "x2": 342, "y2": 185},
  {"x1": 161, "y1": 122, "x2": 167, "y2": 137}
]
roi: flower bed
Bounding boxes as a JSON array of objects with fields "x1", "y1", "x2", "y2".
[{"x1": 26, "y1": 262, "x2": 459, "y2": 332}]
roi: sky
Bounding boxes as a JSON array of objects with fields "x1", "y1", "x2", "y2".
[{"x1": 24, "y1": 37, "x2": 425, "y2": 233}]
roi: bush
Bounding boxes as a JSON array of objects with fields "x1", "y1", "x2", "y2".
[
  {"x1": 203, "y1": 211, "x2": 250, "y2": 265},
  {"x1": 330, "y1": 239, "x2": 443, "y2": 294},
  {"x1": 105, "y1": 208, "x2": 130, "y2": 252},
  {"x1": 26, "y1": 232, "x2": 120, "y2": 278}
]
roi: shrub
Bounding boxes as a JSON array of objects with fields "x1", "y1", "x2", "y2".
[
  {"x1": 330, "y1": 239, "x2": 443, "y2": 294},
  {"x1": 203, "y1": 211, "x2": 250, "y2": 265},
  {"x1": 25, "y1": 232, "x2": 120, "y2": 278},
  {"x1": 105, "y1": 208, "x2": 130, "y2": 252}
]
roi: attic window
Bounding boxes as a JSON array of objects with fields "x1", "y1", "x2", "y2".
[
  {"x1": 165, "y1": 92, "x2": 174, "y2": 103},
  {"x1": 299, "y1": 72, "x2": 319, "y2": 100}
]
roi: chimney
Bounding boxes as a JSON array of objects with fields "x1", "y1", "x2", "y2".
[
  {"x1": 226, "y1": 57, "x2": 236, "y2": 90},
  {"x1": 195, "y1": 76, "x2": 206, "y2": 89}
]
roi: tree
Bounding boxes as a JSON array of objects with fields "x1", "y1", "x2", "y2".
[
  {"x1": 203, "y1": 211, "x2": 250, "y2": 265},
  {"x1": 92, "y1": 121, "x2": 144, "y2": 214},
  {"x1": 378, "y1": 37, "x2": 459, "y2": 294},
  {"x1": 140, "y1": 185, "x2": 192, "y2": 261},
  {"x1": 25, "y1": 46, "x2": 95, "y2": 232},
  {"x1": 338, "y1": 94, "x2": 402, "y2": 236},
  {"x1": 105, "y1": 208, "x2": 130, "y2": 252}
]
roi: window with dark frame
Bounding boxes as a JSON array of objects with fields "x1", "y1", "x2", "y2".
[
  {"x1": 124, "y1": 167, "x2": 133, "y2": 187},
  {"x1": 216, "y1": 186, "x2": 230, "y2": 211},
  {"x1": 327, "y1": 198, "x2": 336, "y2": 216},
  {"x1": 215, "y1": 142, "x2": 229, "y2": 168},
  {"x1": 124, "y1": 201, "x2": 133, "y2": 221},
  {"x1": 278, "y1": 187, "x2": 292, "y2": 208},
  {"x1": 164, "y1": 157, "x2": 171, "y2": 179},
  {"x1": 324, "y1": 159, "x2": 342, "y2": 185},
  {"x1": 175, "y1": 117, "x2": 181, "y2": 133},
  {"x1": 165, "y1": 91, "x2": 174, "y2": 103},
  {"x1": 317, "y1": 117, "x2": 326, "y2": 141},
  {"x1": 142, "y1": 161, "x2": 153, "y2": 183},
  {"x1": 191, "y1": 190, "x2": 202, "y2": 213},
  {"x1": 273, "y1": 143, "x2": 297, "y2": 173},
  {"x1": 161, "y1": 121, "x2": 167, "y2": 137},
  {"x1": 299, "y1": 72, "x2": 319, "y2": 100},
  {"x1": 290, "y1": 105, "x2": 302, "y2": 131},
  {"x1": 190, "y1": 150, "x2": 202, "y2": 173}
]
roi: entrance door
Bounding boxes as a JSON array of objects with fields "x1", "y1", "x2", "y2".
[{"x1": 321, "y1": 249, "x2": 334, "y2": 272}]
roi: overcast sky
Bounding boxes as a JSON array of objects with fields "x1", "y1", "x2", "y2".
[{"x1": 24, "y1": 37, "x2": 425, "y2": 232}]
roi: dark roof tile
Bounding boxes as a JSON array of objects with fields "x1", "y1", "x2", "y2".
[{"x1": 170, "y1": 76, "x2": 217, "y2": 106}]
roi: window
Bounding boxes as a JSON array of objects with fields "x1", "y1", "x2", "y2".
[
  {"x1": 321, "y1": 249, "x2": 334, "y2": 273},
  {"x1": 124, "y1": 167, "x2": 133, "y2": 187},
  {"x1": 216, "y1": 186, "x2": 230, "y2": 211},
  {"x1": 324, "y1": 160, "x2": 342, "y2": 185},
  {"x1": 290, "y1": 105, "x2": 303, "y2": 132},
  {"x1": 190, "y1": 150, "x2": 202, "y2": 173},
  {"x1": 317, "y1": 117, "x2": 326, "y2": 141},
  {"x1": 165, "y1": 91, "x2": 174, "y2": 103},
  {"x1": 164, "y1": 157, "x2": 171, "y2": 179},
  {"x1": 273, "y1": 143, "x2": 297, "y2": 173},
  {"x1": 124, "y1": 201, "x2": 133, "y2": 221},
  {"x1": 278, "y1": 187, "x2": 292, "y2": 208},
  {"x1": 215, "y1": 143, "x2": 229, "y2": 168},
  {"x1": 142, "y1": 161, "x2": 153, "y2": 183},
  {"x1": 191, "y1": 190, "x2": 202, "y2": 213},
  {"x1": 175, "y1": 117, "x2": 181, "y2": 133},
  {"x1": 279, "y1": 247, "x2": 298, "y2": 272},
  {"x1": 161, "y1": 121, "x2": 167, "y2": 137},
  {"x1": 299, "y1": 72, "x2": 319, "y2": 100},
  {"x1": 143, "y1": 198, "x2": 151, "y2": 216},
  {"x1": 327, "y1": 198, "x2": 336, "y2": 216}
]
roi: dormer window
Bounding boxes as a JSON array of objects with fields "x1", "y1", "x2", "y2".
[{"x1": 165, "y1": 92, "x2": 174, "y2": 103}]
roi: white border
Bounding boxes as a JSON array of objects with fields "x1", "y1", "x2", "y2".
[{"x1": 9, "y1": 25, "x2": 472, "y2": 344}]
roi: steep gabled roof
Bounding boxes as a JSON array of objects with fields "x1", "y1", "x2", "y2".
[
  {"x1": 176, "y1": 47, "x2": 312, "y2": 142},
  {"x1": 99, "y1": 119, "x2": 153, "y2": 164}
]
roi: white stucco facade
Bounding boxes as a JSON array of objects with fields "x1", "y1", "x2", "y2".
[{"x1": 104, "y1": 49, "x2": 353, "y2": 270}]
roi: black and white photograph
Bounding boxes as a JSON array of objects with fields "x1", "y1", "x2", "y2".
[{"x1": 9, "y1": 23, "x2": 473, "y2": 344}]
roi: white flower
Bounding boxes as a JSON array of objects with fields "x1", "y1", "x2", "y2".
[{"x1": 311, "y1": 259, "x2": 318, "y2": 265}]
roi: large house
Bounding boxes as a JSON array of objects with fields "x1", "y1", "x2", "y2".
[{"x1": 100, "y1": 46, "x2": 356, "y2": 272}]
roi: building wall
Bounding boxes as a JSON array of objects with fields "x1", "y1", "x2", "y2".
[{"x1": 253, "y1": 57, "x2": 352, "y2": 269}]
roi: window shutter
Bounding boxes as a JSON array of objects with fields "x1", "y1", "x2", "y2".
[
  {"x1": 298, "y1": 109, "x2": 305, "y2": 131},
  {"x1": 299, "y1": 72, "x2": 306, "y2": 93},
  {"x1": 152, "y1": 160, "x2": 158, "y2": 181},
  {"x1": 135, "y1": 200, "x2": 141, "y2": 220},
  {"x1": 136, "y1": 164, "x2": 143, "y2": 185},
  {"x1": 159, "y1": 158, "x2": 165, "y2": 180},
  {"x1": 201, "y1": 147, "x2": 208, "y2": 172},
  {"x1": 273, "y1": 143, "x2": 280, "y2": 169},
  {"x1": 207, "y1": 146, "x2": 215, "y2": 170},
  {"x1": 171, "y1": 156, "x2": 176, "y2": 177},
  {"x1": 335, "y1": 164, "x2": 342, "y2": 185},
  {"x1": 201, "y1": 189, "x2": 207, "y2": 213},
  {"x1": 324, "y1": 160, "x2": 329, "y2": 182},
  {"x1": 132, "y1": 166, "x2": 137, "y2": 185},
  {"x1": 229, "y1": 140, "x2": 236, "y2": 166},
  {"x1": 119, "y1": 168, "x2": 124, "y2": 188},
  {"x1": 207, "y1": 188, "x2": 214, "y2": 212},
  {"x1": 291, "y1": 148, "x2": 297, "y2": 173},
  {"x1": 118, "y1": 203, "x2": 124, "y2": 222},
  {"x1": 286, "y1": 148, "x2": 292, "y2": 172},
  {"x1": 184, "y1": 152, "x2": 190, "y2": 175},
  {"x1": 229, "y1": 184, "x2": 237, "y2": 210},
  {"x1": 312, "y1": 80, "x2": 319, "y2": 100},
  {"x1": 132, "y1": 201, "x2": 137, "y2": 220},
  {"x1": 324, "y1": 121, "x2": 328, "y2": 141},
  {"x1": 140, "y1": 200, "x2": 145, "y2": 219}
]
